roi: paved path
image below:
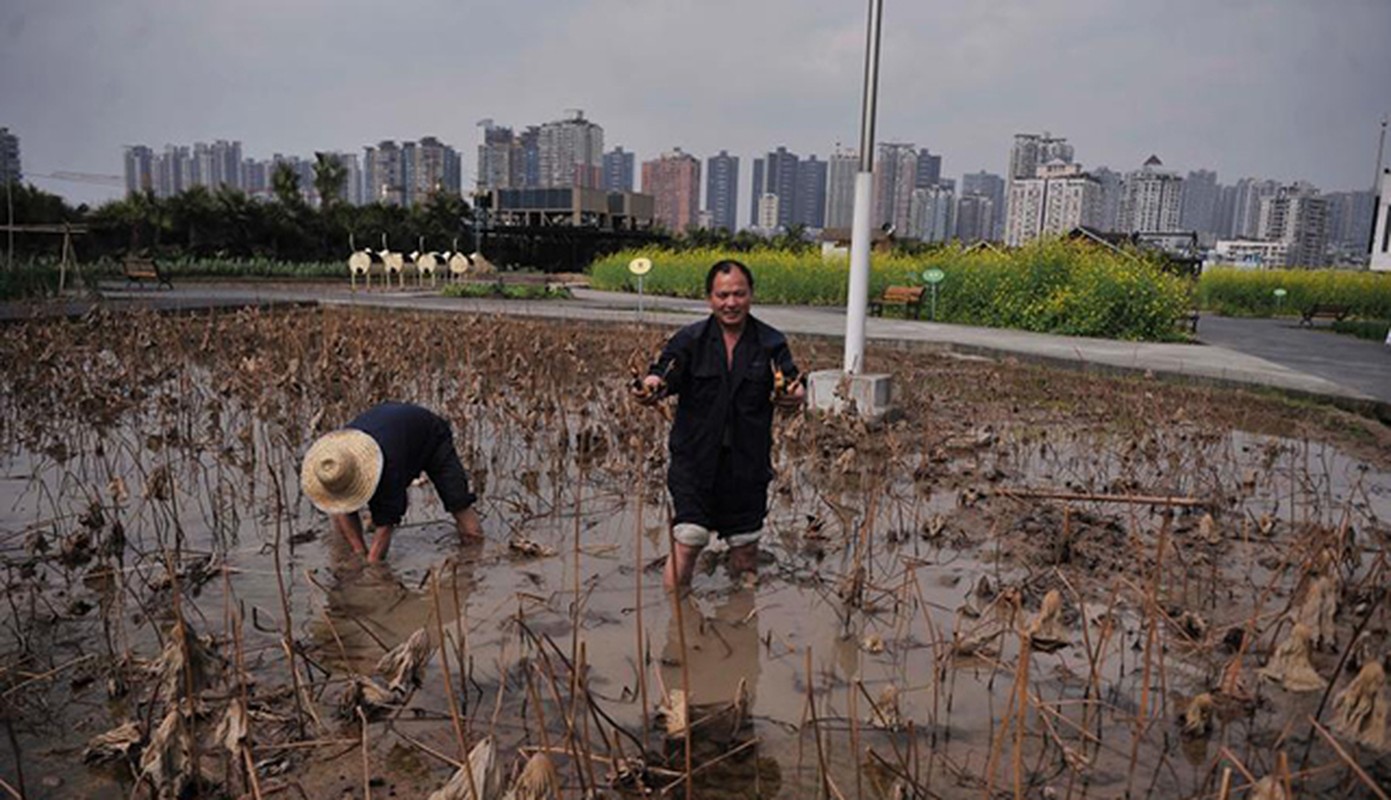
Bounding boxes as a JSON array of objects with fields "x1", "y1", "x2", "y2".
[{"x1": 9, "y1": 281, "x2": 1391, "y2": 417}]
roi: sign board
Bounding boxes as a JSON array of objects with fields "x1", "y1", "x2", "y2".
[
  {"x1": 628, "y1": 257, "x2": 652, "y2": 276},
  {"x1": 922, "y1": 268, "x2": 945, "y2": 285},
  {"x1": 1272, "y1": 288, "x2": 1287, "y2": 298}
]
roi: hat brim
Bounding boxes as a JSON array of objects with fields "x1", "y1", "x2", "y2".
[{"x1": 301, "y1": 429, "x2": 383, "y2": 515}]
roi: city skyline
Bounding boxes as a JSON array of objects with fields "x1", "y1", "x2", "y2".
[{"x1": 2, "y1": 0, "x2": 1387, "y2": 208}]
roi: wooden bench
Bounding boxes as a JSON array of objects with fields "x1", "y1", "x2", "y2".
[
  {"x1": 1299, "y1": 304, "x2": 1350, "y2": 326},
  {"x1": 869, "y1": 285, "x2": 926, "y2": 319},
  {"x1": 122, "y1": 257, "x2": 173, "y2": 289}
]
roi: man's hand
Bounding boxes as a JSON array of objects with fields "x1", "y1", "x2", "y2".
[
  {"x1": 631, "y1": 374, "x2": 665, "y2": 406},
  {"x1": 774, "y1": 376, "x2": 806, "y2": 409}
]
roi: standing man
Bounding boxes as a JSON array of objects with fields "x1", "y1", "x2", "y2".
[
  {"x1": 636, "y1": 259, "x2": 804, "y2": 589},
  {"x1": 301, "y1": 402, "x2": 483, "y2": 562}
]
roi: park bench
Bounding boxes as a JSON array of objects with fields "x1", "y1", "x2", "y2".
[
  {"x1": 1299, "y1": 304, "x2": 1350, "y2": 327},
  {"x1": 122, "y1": 257, "x2": 173, "y2": 289},
  {"x1": 869, "y1": 285, "x2": 926, "y2": 320}
]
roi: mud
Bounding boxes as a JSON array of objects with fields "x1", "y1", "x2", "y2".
[{"x1": 0, "y1": 307, "x2": 1388, "y2": 798}]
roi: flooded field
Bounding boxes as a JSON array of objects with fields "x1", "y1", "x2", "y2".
[{"x1": 1, "y1": 307, "x2": 1388, "y2": 799}]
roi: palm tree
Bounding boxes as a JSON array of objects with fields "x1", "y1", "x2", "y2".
[
  {"x1": 313, "y1": 152, "x2": 348, "y2": 210},
  {"x1": 271, "y1": 162, "x2": 304, "y2": 209}
]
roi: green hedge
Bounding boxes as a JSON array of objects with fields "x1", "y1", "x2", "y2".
[
  {"x1": 1197, "y1": 267, "x2": 1391, "y2": 318},
  {"x1": 590, "y1": 240, "x2": 1192, "y2": 341},
  {"x1": 440, "y1": 281, "x2": 570, "y2": 300}
]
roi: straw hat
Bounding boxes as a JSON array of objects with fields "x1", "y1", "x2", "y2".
[{"x1": 300, "y1": 429, "x2": 384, "y2": 514}]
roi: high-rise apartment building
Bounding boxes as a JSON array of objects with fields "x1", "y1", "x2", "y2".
[
  {"x1": 960, "y1": 171, "x2": 1004, "y2": 240},
  {"x1": 794, "y1": 155, "x2": 827, "y2": 229},
  {"x1": 604, "y1": 147, "x2": 635, "y2": 193},
  {"x1": 477, "y1": 123, "x2": 517, "y2": 191},
  {"x1": 705, "y1": 150, "x2": 739, "y2": 232},
  {"x1": 124, "y1": 145, "x2": 154, "y2": 195},
  {"x1": 908, "y1": 185, "x2": 955, "y2": 243},
  {"x1": 403, "y1": 136, "x2": 461, "y2": 204},
  {"x1": 1231, "y1": 178, "x2": 1283, "y2": 239},
  {"x1": 1259, "y1": 185, "x2": 1328, "y2": 267},
  {"x1": 538, "y1": 111, "x2": 603, "y2": 189},
  {"x1": 1005, "y1": 161, "x2": 1101, "y2": 246},
  {"x1": 825, "y1": 147, "x2": 859, "y2": 230},
  {"x1": 751, "y1": 147, "x2": 800, "y2": 231},
  {"x1": 1180, "y1": 169, "x2": 1219, "y2": 237},
  {"x1": 1008, "y1": 133, "x2": 1073, "y2": 182},
  {"x1": 954, "y1": 193, "x2": 996, "y2": 243},
  {"x1": 1323, "y1": 190, "x2": 1376, "y2": 251},
  {"x1": 1090, "y1": 167, "x2": 1124, "y2": 233},
  {"x1": 1118, "y1": 156, "x2": 1184, "y2": 233},
  {"x1": 0, "y1": 127, "x2": 19, "y2": 184},
  {"x1": 873, "y1": 143, "x2": 918, "y2": 234},
  {"x1": 364, "y1": 141, "x2": 406, "y2": 205},
  {"x1": 641, "y1": 148, "x2": 701, "y2": 234}
]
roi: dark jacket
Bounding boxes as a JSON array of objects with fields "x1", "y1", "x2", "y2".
[{"x1": 651, "y1": 315, "x2": 799, "y2": 495}]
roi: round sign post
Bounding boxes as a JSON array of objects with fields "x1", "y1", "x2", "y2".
[
  {"x1": 628, "y1": 257, "x2": 653, "y2": 320},
  {"x1": 922, "y1": 268, "x2": 946, "y2": 321},
  {"x1": 1272, "y1": 287, "x2": 1287, "y2": 314}
]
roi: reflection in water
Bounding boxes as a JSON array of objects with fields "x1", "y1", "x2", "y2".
[
  {"x1": 312, "y1": 529, "x2": 477, "y2": 673},
  {"x1": 659, "y1": 590, "x2": 781, "y2": 798}
]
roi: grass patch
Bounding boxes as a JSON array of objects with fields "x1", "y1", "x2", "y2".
[{"x1": 1198, "y1": 267, "x2": 1391, "y2": 318}]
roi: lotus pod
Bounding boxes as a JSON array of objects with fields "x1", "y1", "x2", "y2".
[
  {"x1": 1293, "y1": 575, "x2": 1337, "y2": 650},
  {"x1": 377, "y1": 628, "x2": 435, "y2": 694},
  {"x1": 503, "y1": 752, "x2": 559, "y2": 800},
  {"x1": 657, "y1": 688, "x2": 688, "y2": 737},
  {"x1": 1027, "y1": 589, "x2": 1069, "y2": 652},
  {"x1": 82, "y1": 720, "x2": 143, "y2": 764},
  {"x1": 1180, "y1": 693, "x2": 1215, "y2": 739},
  {"x1": 427, "y1": 737, "x2": 499, "y2": 800},
  {"x1": 1258, "y1": 623, "x2": 1326, "y2": 692},
  {"x1": 1332, "y1": 661, "x2": 1387, "y2": 751}
]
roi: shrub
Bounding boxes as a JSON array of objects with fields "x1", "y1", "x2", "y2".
[
  {"x1": 1197, "y1": 267, "x2": 1391, "y2": 318},
  {"x1": 440, "y1": 281, "x2": 570, "y2": 300},
  {"x1": 590, "y1": 239, "x2": 1192, "y2": 341}
]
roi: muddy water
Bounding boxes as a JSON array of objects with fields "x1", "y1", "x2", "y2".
[{"x1": 1, "y1": 311, "x2": 1389, "y2": 798}]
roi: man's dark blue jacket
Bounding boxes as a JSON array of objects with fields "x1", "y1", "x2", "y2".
[{"x1": 651, "y1": 315, "x2": 799, "y2": 505}]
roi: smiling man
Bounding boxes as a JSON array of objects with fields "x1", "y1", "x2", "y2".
[{"x1": 635, "y1": 259, "x2": 805, "y2": 589}]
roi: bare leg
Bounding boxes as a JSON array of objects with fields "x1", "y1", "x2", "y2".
[
  {"x1": 452, "y1": 506, "x2": 484, "y2": 544},
  {"x1": 366, "y1": 524, "x2": 395, "y2": 562},
  {"x1": 664, "y1": 541, "x2": 704, "y2": 591},
  {"x1": 332, "y1": 512, "x2": 369, "y2": 559},
  {"x1": 727, "y1": 542, "x2": 759, "y2": 579}
]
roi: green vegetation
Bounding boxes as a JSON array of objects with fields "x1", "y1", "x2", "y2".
[
  {"x1": 591, "y1": 239, "x2": 1193, "y2": 341},
  {"x1": 1331, "y1": 318, "x2": 1391, "y2": 341},
  {"x1": 441, "y1": 281, "x2": 571, "y2": 300},
  {"x1": 1197, "y1": 267, "x2": 1391, "y2": 318}
]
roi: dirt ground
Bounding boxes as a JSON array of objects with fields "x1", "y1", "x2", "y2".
[{"x1": 0, "y1": 307, "x2": 1388, "y2": 798}]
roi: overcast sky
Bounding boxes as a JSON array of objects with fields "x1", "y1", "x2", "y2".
[{"x1": 3, "y1": 0, "x2": 1389, "y2": 207}]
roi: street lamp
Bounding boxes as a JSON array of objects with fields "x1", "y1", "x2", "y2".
[{"x1": 806, "y1": 0, "x2": 894, "y2": 420}]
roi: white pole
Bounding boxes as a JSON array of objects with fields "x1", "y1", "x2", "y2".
[
  {"x1": 844, "y1": 173, "x2": 875, "y2": 372},
  {"x1": 842, "y1": 0, "x2": 884, "y2": 374}
]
